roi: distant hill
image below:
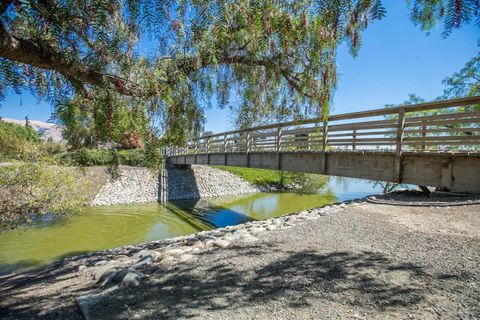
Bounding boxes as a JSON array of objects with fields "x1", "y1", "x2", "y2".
[{"x1": 0, "y1": 117, "x2": 65, "y2": 143}]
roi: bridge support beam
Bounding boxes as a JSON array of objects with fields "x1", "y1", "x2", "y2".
[{"x1": 168, "y1": 152, "x2": 480, "y2": 193}]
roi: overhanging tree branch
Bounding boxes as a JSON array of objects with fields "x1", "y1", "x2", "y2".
[
  {"x1": 0, "y1": 1, "x2": 12, "y2": 15},
  {"x1": 0, "y1": 21, "x2": 145, "y2": 96}
]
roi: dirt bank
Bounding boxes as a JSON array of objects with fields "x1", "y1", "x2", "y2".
[{"x1": 1, "y1": 199, "x2": 479, "y2": 319}]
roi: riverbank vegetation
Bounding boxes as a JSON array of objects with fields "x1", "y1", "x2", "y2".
[
  {"x1": 0, "y1": 120, "x2": 154, "y2": 167},
  {"x1": 0, "y1": 163, "x2": 90, "y2": 230},
  {"x1": 0, "y1": 1, "x2": 477, "y2": 232},
  {"x1": 213, "y1": 166, "x2": 329, "y2": 194}
]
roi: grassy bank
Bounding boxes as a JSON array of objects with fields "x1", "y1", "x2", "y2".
[
  {"x1": 213, "y1": 165, "x2": 330, "y2": 194},
  {"x1": 212, "y1": 166, "x2": 301, "y2": 186}
]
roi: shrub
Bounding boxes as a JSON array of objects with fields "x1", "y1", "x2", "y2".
[
  {"x1": 0, "y1": 121, "x2": 40, "y2": 160},
  {"x1": 0, "y1": 121, "x2": 40, "y2": 144},
  {"x1": 121, "y1": 132, "x2": 144, "y2": 149},
  {"x1": 58, "y1": 148, "x2": 149, "y2": 167},
  {"x1": 0, "y1": 163, "x2": 90, "y2": 229},
  {"x1": 58, "y1": 148, "x2": 112, "y2": 166},
  {"x1": 213, "y1": 166, "x2": 329, "y2": 193},
  {"x1": 108, "y1": 149, "x2": 121, "y2": 179},
  {"x1": 118, "y1": 149, "x2": 146, "y2": 166},
  {"x1": 0, "y1": 121, "x2": 66, "y2": 162}
]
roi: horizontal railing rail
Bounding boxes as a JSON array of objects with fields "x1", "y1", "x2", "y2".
[{"x1": 171, "y1": 96, "x2": 480, "y2": 156}]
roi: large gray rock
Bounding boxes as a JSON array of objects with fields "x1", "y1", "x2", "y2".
[{"x1": 122, "y1": 271, "x2": 143, "y2": 288}]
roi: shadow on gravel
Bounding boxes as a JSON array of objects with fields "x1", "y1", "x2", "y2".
[
  {"x1": 0, "y1": 252, "x2": 92, "y2": 320},
  {"x1": 71, "y1": 247, "x2": 434, "y2": 319},
  {"x1": 4, "y1": 243, "x2": 469, "y2": 319}
]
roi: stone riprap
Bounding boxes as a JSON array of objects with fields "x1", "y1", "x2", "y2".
[
  {"x1": 166, "y1": 165, "x2": 260, "y2": 201},
  {"x1": 91, "y1": 165, "x2": 260, "y2": 206},
  {"x1": 64, "y1": 201, "x2": 352, "y2": 319},
  {"x1": 91, "y1": 166, "x2": 159, "y2": 206},
  {"x1": 2, "y1": 197, "x2": 479, "y2": 319}
]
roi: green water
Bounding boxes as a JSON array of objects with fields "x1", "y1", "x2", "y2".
[{"x1": 0, "y1": 191, "x2": 337, "y2": 274}]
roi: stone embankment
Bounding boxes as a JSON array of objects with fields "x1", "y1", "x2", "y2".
[
  {"x1": 91, "y1": 167, "x2": 159, "y2": 206},
  {"x1": 166, "y1": 165, "x2": 260, "y2": 201},
  {"x1": 91, "y1": 165, "x2": 260, "y2": 206}
]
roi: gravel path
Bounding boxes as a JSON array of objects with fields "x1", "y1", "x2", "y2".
[{"x1": 1, "y1": 200, "x2": 479, "y2": 319}]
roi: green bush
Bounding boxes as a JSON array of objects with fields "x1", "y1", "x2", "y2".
[
  {"x1": 0, "y1": 121, "x2": 40, "y2": 160},
  {"x1": 213, "y1": 165, "x2": 329, "y2": 192},
  {"x1": 0, "y1": 121, "x2": 40, "y2": 143},
  {"x1": 0, "y1": 163, "x2": 90, "y2": 229},
  {"x1": 0, "y1": 121, "x2": 67, "y2": 162},
  {"x1": 118, "y1": 149, "x2": 146, "y2": 166},
  {"x1": 58, "y1": 148, "x2": 148, "y2": 167},
  {"x1": 58, "y1": 148, "x2": 112, "y2": 166}
]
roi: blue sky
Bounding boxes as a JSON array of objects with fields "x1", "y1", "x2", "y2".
[{"x1": 0, "y1": 1, "x2": 478, "y2": 133}]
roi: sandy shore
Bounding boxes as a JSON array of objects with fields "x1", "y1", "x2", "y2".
[{"x1": 1, "y1": 198, "x2": 479, "y2": 319}]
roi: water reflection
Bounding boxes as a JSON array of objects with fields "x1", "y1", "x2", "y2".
[{"x1": 0, "y1": 176, "x2": 382, "y2": 274}]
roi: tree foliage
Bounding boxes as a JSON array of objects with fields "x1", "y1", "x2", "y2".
[
  {"x1": 407, "y1": 0, "x2": 480, "y2": 37},
  {"x1": 442, "y1": 48, "x2": 479, "y2": 100},
  {"x1": 0, "y1": 163, "x2": 90, "y2": 229},
  {"x1": 385, "y1": 50, "x2": 480, "y2": 151},
  {"x1": 0, "y1": 1, "x2": 477, "y2": 145},
  {"x1": 0, "y1": 0, "x2": 389, "y2": 144}
]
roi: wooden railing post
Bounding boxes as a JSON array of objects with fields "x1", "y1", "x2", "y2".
[
  {"x1": 421, "y1": 121, "x2": 427, "y2": 150},
  {"x1": 276, "y1": 126, "x2": 282, "y2": 152},
  {"x1": 246, "y1": 130, "x2": 252, "y2": 167},
  {"x1": 394, "y1": 108, "x2": 406, "y2": 182},
  {"x1": 206, "y1": 137, "x2": 211, "y2": 153},
  {"x1": 276, "y1": 125, "x2": 282, "y2": 170},
  {"x1": 223, "y1": 133, "x2": 228, "y2": 165},
  {"x1": 322, "y1": 120, "x2": 329, "y2": 152},
  {"x1": 352, "y1": 129, "x2": 357, "y2": 151},
  {"x1": 396, "y1": 108, "x2": 406, "y2": 154},
  {"x1": 194, "y1": 140, "x2": 198, "y2": 164},
  {"x1": 206, "y1": 136, "x2": 211, "y2": 165},
  {"x1": 322, "y1": 119, "x2": 329, "y2": 174}
]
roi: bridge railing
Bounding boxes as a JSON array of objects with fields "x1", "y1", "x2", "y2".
[{"x1": 173, "y1": 96, "x2": 480, "y2": 155}]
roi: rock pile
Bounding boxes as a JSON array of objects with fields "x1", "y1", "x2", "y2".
[
  {"x1": 91, "y1": 165, "x2": 261, "y2": 206},
  {"x1": 167, "y1": 165, "x2": 260, "y2": 200},
  {"x1": 71, "y1": 201, "x2": 355, "y2": 319},
  {"x1": 91, "y1": 167, "x2": 159, "y2": 206}
]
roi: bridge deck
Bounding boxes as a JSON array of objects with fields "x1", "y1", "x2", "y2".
[{"x1": 168, "y1": 97, "x2": 480, "y2": 193}]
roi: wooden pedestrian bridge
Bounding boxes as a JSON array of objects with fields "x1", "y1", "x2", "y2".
[{"x1": 168, "y1": 96, "x2": 480, "y2": 193}]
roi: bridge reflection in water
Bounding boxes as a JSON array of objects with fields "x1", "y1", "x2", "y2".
[{"x1": 169, "y1": 96, "x2": 480, "y2": 193}]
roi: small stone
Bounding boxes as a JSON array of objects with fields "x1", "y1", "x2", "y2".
[
  {"x1": 188, "y1": 240, "x2": 206, "y2": 249},
  {"x1": 93, "y1": 260, "x2": 108, "y2": 267},
  {"x1": 162, "y1": 247, "x2": 189, "y2": 257},
  {"x1": 204, "y1": 239, "x2": 215, "y2": 247},
  {"x1": 272, "y1": 219, "x2": 282, "y2": 226},
  {"x1": 241, "y1": 234, "x2": 259, "y2": 243},
  {"x1": 266, "y1": 225, "x2": 276, "y2": 231},
  {"x1": 178, "y1": 254, "x2": 194, "y2": 262},
  {"x1": 93, "y1": 265, "x2": 120, "y2": 283},
  {"x1": 233, "y1": 229, "x2": 247, "y2": 236},
  {"x1": 76, "y1": 289, "x2": 108, "y2": 320},
  {"x1": 213, "y1": 239, "x2": 231, "y2": 248},
  {"x1": 134, "y1": 249, "x2": 157, "y2": 260},
  {"x1": 160, "y1": 256, "x2": 176, "y2": 264},
  {"x1": 122, "y1": 271, "x2": 142, "y2": 288},
  {"x1": 250, "y1": 227, "x2": 265, "y2": 234},
  {"x1": 133, "y1": 255, "x2": 154, "y2": 269}
]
